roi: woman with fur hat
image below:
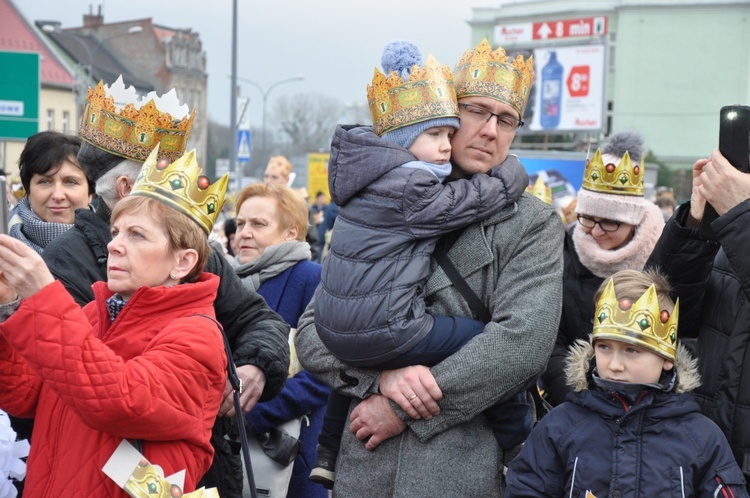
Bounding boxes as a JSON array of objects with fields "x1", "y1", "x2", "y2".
[
  {"x1": 506, "y1": 269, "x2": 747, "y2": 497},
  {"x1": 541, "y1": 130, "x2": 666, "y2": 406}
]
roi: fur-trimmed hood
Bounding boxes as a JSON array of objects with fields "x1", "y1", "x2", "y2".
[{"x1": 564, "y1": 338, "x2": 701, "y2": 394}]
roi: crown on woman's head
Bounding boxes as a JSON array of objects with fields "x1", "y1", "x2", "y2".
[
  {"x1": 79, "y1": 76, "x2": 194, "y2": 164},
  {"x1": 131, "y1": 145, "x2": 228, "y2": 234},
  {"x1": 593, "y1": 279, "x2": 678, "y2": 361},
  {"x1": 453, "y1": 38, "x2": 534, "y2": 117},
  {"x1": 367, "y1": 54, "x2": 459, "y2": 136},
  {"x1": 582, "y1": 149, "x2": 644, "y2": 196}
]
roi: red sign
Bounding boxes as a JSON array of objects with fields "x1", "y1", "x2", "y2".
[
  {"x1": 533, "y1": 17, "x2": 607, "y2": 41},
  {"x1": 567, "y1": 66, "x2": 590, "y2": 97}
]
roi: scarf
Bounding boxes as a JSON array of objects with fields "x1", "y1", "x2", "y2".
[
  {"x1": 8, "y1": 197, "x2": 76, "y2": 254},
  {"x1": 572, "y1": 201, "x2": 665, "y2": 279},
  {"x1": 232, "y1": 240, "x2": 311, "y2": 291}
]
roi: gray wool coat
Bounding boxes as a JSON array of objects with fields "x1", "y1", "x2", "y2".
[{"x1": 296, "y1": 189, "x2": 564, "y2": 497}]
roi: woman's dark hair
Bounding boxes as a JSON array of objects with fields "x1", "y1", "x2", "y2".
[{"x1": 18, "y1": 131, "x2": 94, "y2": 195}]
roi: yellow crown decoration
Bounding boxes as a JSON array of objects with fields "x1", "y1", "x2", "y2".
[
  {"x1": 593, "y1": 279, "x2": 679, "y2": 361},
  {"x1": 131, "y1": 145, "x2": 228, "y2": 234},
  {"x1": 582, "y1": 149, "x2": 645, "y2": 196},
  {"x1": 367, "y1": 54, "x2": 459, "y2": 136},
  {"x1": 80, "y1": 76, "x2": 194, "y2": 164},
  {"x1": 453, "y1": 38, "x2": 534, "y2": 116},
  {"x1": 527, "y1": 176, "x2": 552, "y2": 205}
]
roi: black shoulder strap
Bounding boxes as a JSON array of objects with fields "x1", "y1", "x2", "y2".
[
  {"x1": 196, "y1": 313, "x2": 259, "y2": 498},
  {"x1": 433, "y1": 231, "x2": 492, "y2": 324}
]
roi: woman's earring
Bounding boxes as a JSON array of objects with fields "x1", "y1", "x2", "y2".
[{"x1": 170, "y1": 272, "x2": 176, "y2": 280}]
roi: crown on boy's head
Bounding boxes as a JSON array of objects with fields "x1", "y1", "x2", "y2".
[
  {"x1": 453, "y1": 38, "x2": 534, "y2": 117},
  {"x1": 367, "y1": 54, "x2": 459, "y2": 137},
  {"x1": 131, "y1": 145, "x2": 228, "y2": 235},
  {"x1": 592, "y1": 279, "x2": 678, "y2": 361},
  {"x1": 79, "y1": 76, "x2": 194, "y2": 165}
]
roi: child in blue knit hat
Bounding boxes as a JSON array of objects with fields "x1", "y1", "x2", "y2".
[{"x1": 309, "y1": 40, "x2": 533, "y2": 489}]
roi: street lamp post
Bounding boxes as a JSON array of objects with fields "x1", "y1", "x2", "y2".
[{"x1": 236, "y1": 75, "x2": 304, "y2": 153}]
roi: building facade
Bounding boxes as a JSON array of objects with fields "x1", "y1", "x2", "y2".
[{"x1": 469, "y1": 0, "x2": 750, "y2": 170}]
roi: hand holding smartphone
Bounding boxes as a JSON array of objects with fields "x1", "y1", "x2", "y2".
[{"x1": 699, "y1": 105, "x2": 750, "y2": 239}]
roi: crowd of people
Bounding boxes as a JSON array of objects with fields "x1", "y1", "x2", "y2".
[{"x1": 0, "y1": 34, "x2": 749, "y2": 498}]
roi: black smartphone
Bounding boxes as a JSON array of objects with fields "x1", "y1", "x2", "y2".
[
  {"x1": 699, "y1": 105, "x2": 750, "y2": 239},
  {"x1": 0, "y1": 177, "x2": 7, "y2": 235}
]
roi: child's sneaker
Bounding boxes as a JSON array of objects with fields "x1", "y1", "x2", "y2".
[{"x1": 309, "y1": 444, "x2": 337, "y2": 490}]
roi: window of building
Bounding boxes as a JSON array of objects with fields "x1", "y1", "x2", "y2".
[
  {"x1": 46, "y1": 109, "x2": 54, "y2": 131},
  {"x1": 62, "y1": 111, "x2": 70, "y2": 134}
]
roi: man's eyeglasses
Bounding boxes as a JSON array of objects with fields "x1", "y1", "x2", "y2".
[
  {"x1": 577, "y1": 215, "x2": 622, "y2": 232},
  {"x1": 458, "y1": 103, "x2": 524, "y2": 132}
]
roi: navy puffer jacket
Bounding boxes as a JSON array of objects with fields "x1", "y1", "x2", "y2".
[
  {"x1": 315, "y1": 124, "x2": 528, "y2": 367},
  {"x1": 507, "y1": 341, "x2": 747, "y2": 497}
]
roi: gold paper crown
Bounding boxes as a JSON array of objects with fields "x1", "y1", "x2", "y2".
[
  {"x1": 582, "y1": 149, "x2": 645, "y2": 196},
  {"x1": 453, "y1": 38, "x2": 534, "y2": 116},
  {"x1": 131, "y1": 145, "x2": 228, "y2": 234},
  {"x1": 527, "y1": 177, "x2": 552, "y2": 205},
  {"x1": 80, "y1": 76, "x2": 195, "y2": 164},
  {"x1": 367, "y1": 54, "x2": 459, "y2": 136},
  {"x1": 593, "y1": 279, "x2": 679, "y2": 361}
]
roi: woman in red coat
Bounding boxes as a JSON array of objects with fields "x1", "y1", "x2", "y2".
[{"x1": 0, "y1": 147, "x2": 229, "y2": 496}]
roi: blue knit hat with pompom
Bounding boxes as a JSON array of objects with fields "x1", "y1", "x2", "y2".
[{"x1": 379, "y1": 40, "x2": 459, "y2": 149}]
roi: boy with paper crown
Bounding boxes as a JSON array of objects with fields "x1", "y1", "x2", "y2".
[
  {"x1": 506, "y1": 268, "x2": 748, "y2": 497},
  {"x1": 309, "y1": 40, "x2": 532, "y2": 488}
]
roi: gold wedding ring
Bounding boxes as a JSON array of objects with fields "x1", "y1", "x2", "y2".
[{"x1": 408, "y1": 394, "x2": 418, "y2": 401}]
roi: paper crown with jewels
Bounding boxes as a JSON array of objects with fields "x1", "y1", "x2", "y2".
[
  {"x1": 592, "y1": 279, "x2": 679, "y2": 361},
  {"x1": 453, "y1": 38, "x2": 534, "y2": 117},
  {"x1": 79, "y1": 76, "x2": 194, "y2": 164},
  {"x1": 581, "y1": 148, "x2": 645, "y2": 196},
  {"x1": 367, "y1": 54, "x2": 459, "y2": 136},
  {"x1": 527, "y1": 176, "x2": 552, "y2": 205},
  {"x1": 131, "y1": 145, "x2": 228, "y2": 234}
]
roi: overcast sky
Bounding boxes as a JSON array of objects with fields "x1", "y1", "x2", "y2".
[{"x1": 14, "y1": 0, "x2": 503, "y2": 128}]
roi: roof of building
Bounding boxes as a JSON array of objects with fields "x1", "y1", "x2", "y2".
[{"x1": 0, "y1": 0, "x2": 75, "y2": 87}]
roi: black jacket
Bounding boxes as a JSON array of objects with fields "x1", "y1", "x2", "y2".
[
  {"x1": 647, "y1": 201, "x2": 750, "y2": 483},
  {"x1": 42, "y1": 206, "x2": 290, "y2": 497},
  {"x1": 541, "y1": 229, "x2": 603, "y2": 406}
]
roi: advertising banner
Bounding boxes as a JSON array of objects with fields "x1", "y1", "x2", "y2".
[
  {"x1": 307, "y1": 152, "x2": 330, "y2": 202},
  {"x1": 528, "y1": 44, "x2": 605, "y2": 132}
]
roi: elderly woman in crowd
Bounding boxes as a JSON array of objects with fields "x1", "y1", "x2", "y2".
[
  {"x1": 9, "y1": 131, "x2": 94, "y2": 253},
  {"x1": 233, "y1": 182, "x2": 328, "y2": 498},
  {"x1": 541, "y1": 130, "x2": 665, "y2": 406},
  {"x1": 0, "y1": 147, "x2": 228, "y2": 496}
]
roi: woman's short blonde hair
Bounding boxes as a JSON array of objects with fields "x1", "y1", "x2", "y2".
[
  {"x1": 111, "y1": 196, "x2": 210, "y2": 283},
  {"x1": 235, "y1": 182, "x2": 309, "y2": 241}
]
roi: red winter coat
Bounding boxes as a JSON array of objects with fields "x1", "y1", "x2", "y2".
[{"x1": 0, "y1": 273, "x2": 226, "y2": 497}]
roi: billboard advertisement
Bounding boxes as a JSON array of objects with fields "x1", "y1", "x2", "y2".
[{"x1": 527, "y1": 44, "x2": 605, "y2": 132}]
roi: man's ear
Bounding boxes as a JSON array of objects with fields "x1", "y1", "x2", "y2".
[
  {"x1": 115, "y1": 175, "x2": 133, "y2": 200},
  {"x1": 663, "y1": 360, "x2": 674, "y2": 371}
]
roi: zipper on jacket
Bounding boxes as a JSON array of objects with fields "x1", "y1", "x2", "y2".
[{"x1": 569, "y1": 457, "x2": 579, "y2": 498}]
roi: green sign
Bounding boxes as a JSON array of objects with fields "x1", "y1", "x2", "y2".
[{"x1": 0, "y1": 51, "x2": 40, "y2": 140}]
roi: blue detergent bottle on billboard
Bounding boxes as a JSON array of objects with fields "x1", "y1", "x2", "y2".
[{"x1": 541, "y1": 51, "x2": 563, "y2": 129}]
